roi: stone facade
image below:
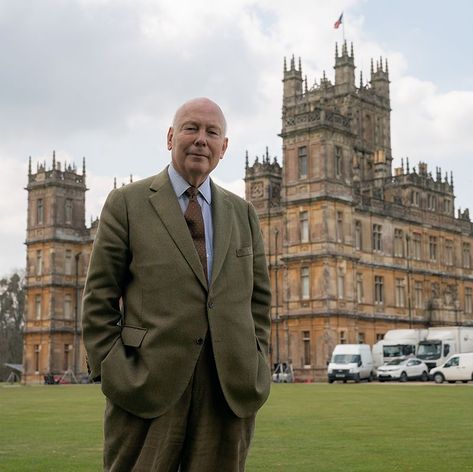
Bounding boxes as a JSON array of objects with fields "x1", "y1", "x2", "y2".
[
  {"x1": 23, "y1": 153, "x2": 96, "y2": 383},
  {"x1": 245, "y1": 42, "x2": 473, "y2": 381}
]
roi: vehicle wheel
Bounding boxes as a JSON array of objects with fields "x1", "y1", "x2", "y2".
[
  {"x1": 354, "y1": 373, "x2": 361, "y2": 383},
  {"x1": 368, "y1": 372, "x2": 373, "y2": 382},
  {"x1": 379, "y1": 378, "x2": 385, "y2": 382},
  {"x1": 448, "y1": 381, "x2": 455, "y2": 384},
  {"x1": 433, "y1": 373, "x2": 444, "y2": 384},
  {"x1": 462, "y1": 380, "x2": 468, "y2": 384},
  {"x1": 400, "y1": 371, "x2": 408, "y2": 382},
  {"x1": 421, "y1": 371, "x2": 429, "y2": 382},
  {"x1": 343, "y1": 379, "x2": 347, "y2": 384},
  {"x1": 328, "y1": 379, "x2": 334, "y2": 384}
]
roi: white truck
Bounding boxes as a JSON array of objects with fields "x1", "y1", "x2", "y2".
[
  {"x1": 327, "y1": 344, "x2": 374, "y2": 383},
  {"x1": 372, "y1": 329, "x2": 428, "y2": 368},
  {"x1": 416, "y1": 327, "x2": 473, "y2": 371}
]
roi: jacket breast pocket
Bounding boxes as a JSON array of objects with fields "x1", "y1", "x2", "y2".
[
  {"x1": 121, "y1": 325, "x2": 147, "y2": 348},
  {"x1": 236, "y1": 246, "x2": 253, "y2": 257}
]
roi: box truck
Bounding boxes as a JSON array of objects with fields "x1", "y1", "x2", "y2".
[
  {"x1": 416, "y1": 327, "x2": 473, "y2": 370},
  {"x1": 327, "y1": 344, "x2": 374, "y2": 383},
  {"x1": 372, "y1": 329, "x2": 428, "y2": 368}
]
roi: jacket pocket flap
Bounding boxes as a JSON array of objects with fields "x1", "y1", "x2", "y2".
[
  {"x1": 121, "y1": 325, "x2": 147, "y2": 348},
  {"x1": 236, "y1": 246, "x2": 253, "y2": 257}
]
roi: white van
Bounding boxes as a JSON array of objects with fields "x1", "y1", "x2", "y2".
[
  {"x1": 430, "y1": 352, "x2": 473, "y2": 384},
  {"x1": 327, "y1": 344, "x2": 374, "y2": 383}
]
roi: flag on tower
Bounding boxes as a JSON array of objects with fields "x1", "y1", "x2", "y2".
[{"x1": 334, "y1": 12, "x2": 343, "y2": 29}]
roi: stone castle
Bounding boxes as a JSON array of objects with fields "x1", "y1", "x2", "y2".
[{"x1": 23, "y1": 42, "x2": 473, "y2": 382}]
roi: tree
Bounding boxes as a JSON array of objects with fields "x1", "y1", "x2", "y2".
[{"x1": 0, "y1": 271, "x2": 25, "y2": 380}]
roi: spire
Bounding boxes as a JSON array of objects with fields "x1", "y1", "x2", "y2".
[
  {"x1": 130, "y1": 174, "x2": 133, "y2": 183},
  {"x1": 385, "y1": 58, "x2": 389, "y2": 76},
  {"x1": 283, "y1": 56, "x2": 287, "y2": 72},
  {"x1": 406, "y1": 157, "x2": 410, "y2": 173},
  {"x1": 52, "y1": 150, "x2": 56, "y2": 170},
  {"x1": 113, "y1": 177, "x2": 117, "y2": 189},
  {"x1": 370, "y1": 58, "x2": 374, "y2": 76},
  {"x1": 401, "y1": 158, "x2": 404, "y2": 173},
  {"x1": 450, "y1": 171, "x2": 454, "y2": 187},
  {"x1": 245, "y1": 150, "x2": 249, "y2": 169},
  {"x1": 82, "y1": 157, "x2": 86, "y2": 176},
  {"x1": 290, "y1": 54, "x2": 295, "y2": 70},
  {"x1": 265, "y1": 146, "x2": 270, "y2": 163},
  {"x1": 298, "y1": 56, "x2": 302, "y2": 72},
  {"x1": 350, "y1": 42, "x2": 354, "y2": 58},
  {"x1": 28, "y1": 156, "x2": 32, "y2": 175},
  {"x1": 359, "y1": 70, "x2": 363, "y2": 88},
  {"x1": 304, "y1": 75, "x2": 308, "y2": 93},
  {"x1": 335, "y1": 42, "x2": 338, "y2": 58}
]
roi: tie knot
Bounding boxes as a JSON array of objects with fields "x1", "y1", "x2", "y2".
[{"x1": 186, "y1": 186, "x2": 199, "y2": 199}]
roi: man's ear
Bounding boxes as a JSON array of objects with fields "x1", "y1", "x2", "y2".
[
  {"x1": 220, "y1": 137, "x2": 229, "y2": 159},
  {"x1": 167, "y1": 127, "x2": 174, "y2": 150}
]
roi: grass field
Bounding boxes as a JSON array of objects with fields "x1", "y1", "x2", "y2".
[{"x1": 0, "y1": 383, "x2": 472, "y2": 471}]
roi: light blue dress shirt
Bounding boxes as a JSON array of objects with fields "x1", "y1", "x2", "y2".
[{"x1": 167, "y1": 164, "x2": 213, "y2": 281}]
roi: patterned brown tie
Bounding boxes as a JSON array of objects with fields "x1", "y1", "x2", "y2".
[{"x1": 184, "y1": 187, "x2": 208, "y2": 281}]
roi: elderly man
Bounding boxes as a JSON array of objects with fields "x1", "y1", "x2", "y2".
[{"x1": 82, "y1": 97, "x2": 271, "y2": 471}]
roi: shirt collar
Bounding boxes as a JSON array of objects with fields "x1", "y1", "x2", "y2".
[{"x1": 168, "y1": 163, "x2": 212, "y2": 205}]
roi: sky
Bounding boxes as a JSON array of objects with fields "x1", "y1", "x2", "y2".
[{"x1": 1, "y1": 0, "x2": 473, "y2": 276}]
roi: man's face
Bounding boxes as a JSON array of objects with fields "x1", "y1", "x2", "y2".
[{"x1": 167, "y1": 98, "x2": 228, "y2": 187}]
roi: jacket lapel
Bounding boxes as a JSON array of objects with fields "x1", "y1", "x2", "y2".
[
  {"x1": 210, "y1": 181, "x2": 233, "y2": 286},
  {"x1": 148, "y1": 169, "x2": 208, "y2": 289}
]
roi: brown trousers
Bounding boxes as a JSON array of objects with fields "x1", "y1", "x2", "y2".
[{"x1": 103, "y1": 339, "x2": 255, "y2": 472}]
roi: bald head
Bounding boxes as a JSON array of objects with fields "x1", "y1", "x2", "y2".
[
  {"x1": 172, "y1": 98, "x2": 227, "y2": 136},
  {"x1": 167, "y1": 97, "x2": 229, "y2": 187}
]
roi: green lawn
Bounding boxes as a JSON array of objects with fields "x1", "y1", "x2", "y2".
[{"x1": 0, "y1": 383, "x2": 472, "y2": 471}]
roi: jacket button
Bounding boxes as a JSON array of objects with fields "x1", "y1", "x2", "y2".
[
  {"x1": 196, "y1": 337, "x2": 204, "y2": 345},
  {"x1": 208, "y1": 299, "x2": 214, "y2": 309}
]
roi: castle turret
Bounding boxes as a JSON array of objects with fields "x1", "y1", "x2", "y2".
[
  {"x1": 283, "y1": 55, "x2": 303, "y2": 100},
  {"x1": 334, "y1": 41, "x2": 356, "y2": 94}
]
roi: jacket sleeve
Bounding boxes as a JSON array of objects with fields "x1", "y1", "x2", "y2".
[
  {"x1": 248, "y1": 202, "x2": 272, "y2": 357},
  {"x1": 81, "y1": 188, "x2": 131, "y2": 380}
]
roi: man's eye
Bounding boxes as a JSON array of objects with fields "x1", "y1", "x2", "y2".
[
  {"x1": 184, "y1": 125, "x2": 197, "y2": 131},
  {"x1": 208, "y1": 130, "x2": 219, "y2": 136}
]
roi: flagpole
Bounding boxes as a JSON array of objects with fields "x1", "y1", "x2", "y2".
[{"x1": 342, "y1": 13, "x2": 345, "y2": 42}]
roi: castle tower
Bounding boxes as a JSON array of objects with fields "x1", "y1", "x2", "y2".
[
  {"x1": 23, "y1": 152, "x2": 92, "y2": 383},
  {"x1": 334, "y1": 41, "x2": 356, "y2": 94}
]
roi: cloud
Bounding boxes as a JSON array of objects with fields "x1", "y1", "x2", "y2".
[{"x1": 1, "y1": 0, "x2": 473, "y2": 274}]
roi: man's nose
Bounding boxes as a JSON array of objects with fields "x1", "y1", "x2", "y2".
[{"x1": 194, "y1": 128, "x2": 207, "y2": 145}]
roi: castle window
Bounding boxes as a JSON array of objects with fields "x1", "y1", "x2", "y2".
[
  {"x1": 336, "y1": 211, "x2": 344, "y2": 243},
  {"x1": 410, "y1": 191, "x2": 420, "y2": 207},
  {"x1": 335, "y1": 146, "x2": 343, "y2": 178},
  {"x1": 302, "y1": 331, "x2": 311, "y2": 367},
  {"x1": 354, "y1": 220, "x2": 362, "y2": 250},
  {"x1": 427, "y1": 194, "x2": 437, "y2": 211},
  {"x1": 65, "y1": 199, "x2": 73, "y2": 224},
  {"x1": 444, "y1": 198, "x2": 451, "y2": 214},
  {"x1": 64, "y1": 344, "x2": 72, "y2": 371},
  {"x1": 34, "y1": 345, "x2": 40, "y2": 372},
  {"x1": 374, "y1": 275, "x2": 384, "y2": 304},
  {"x1": 337, "y1": 268, "x2": 345, "y2": 299},
  {"x1": 64, "y1": 294, "x2": 72, "y2": 319},
  {"x1": 36, "y1": 250, "x2": 43, "y2": 276},
  {"x1": 299, "y1": 211, "x2": 309, "y2": 243},
  {"x1": 372, "y1": 224, "x2": 382, "y2": 252},
  {"x1": 395, "y1": 278, "x2": 405, "y2": 308},
  {"x1": 356, "y1": 273, "x2": 364, "y2": 303},
  {"x1": 414, "y1": 281, "x2": 423, "y2": 309},
  {"x1": 339, "y1": 331, "x2": 347, "y2": 344},
  {"x1": 462, "y1": 243, "x2": 471, "y2": 268},
  {"x1": 65, "y1": 250, "x2": 72, "y2": 275},
  {"x1": 412, "y1": 233, "x2": 422, "y2": 260},
  {"x1": 429, "y1": 236, "x2": 437, "y2": 261},
  {"x1": 300, "y1": 267, "x2": 310, "y2": 300},
  {"x1": 37, "y1": 199, "x2": 44, "y2": 225},
  {"x1": 465, "y1": 287, "x2": 472, "y2": 314},
  {"x1": 376, "y1": 333, "x2": 384, "y2": 341},
  {"x1": 35, "y1": 294, "x2": 42, "y2": 320},
  {"x1": 357, "y1": 332, "x2": 365, "y2": 344},
  {"x1": 394, "y1": 229, "x2": 404, "y2": 257},
  {"x1": 445, "y1": 239, "x2": 454, "y2": 266},
  {"x1": 298, "y1": 146, "x2": 308, "y2": 179}
]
